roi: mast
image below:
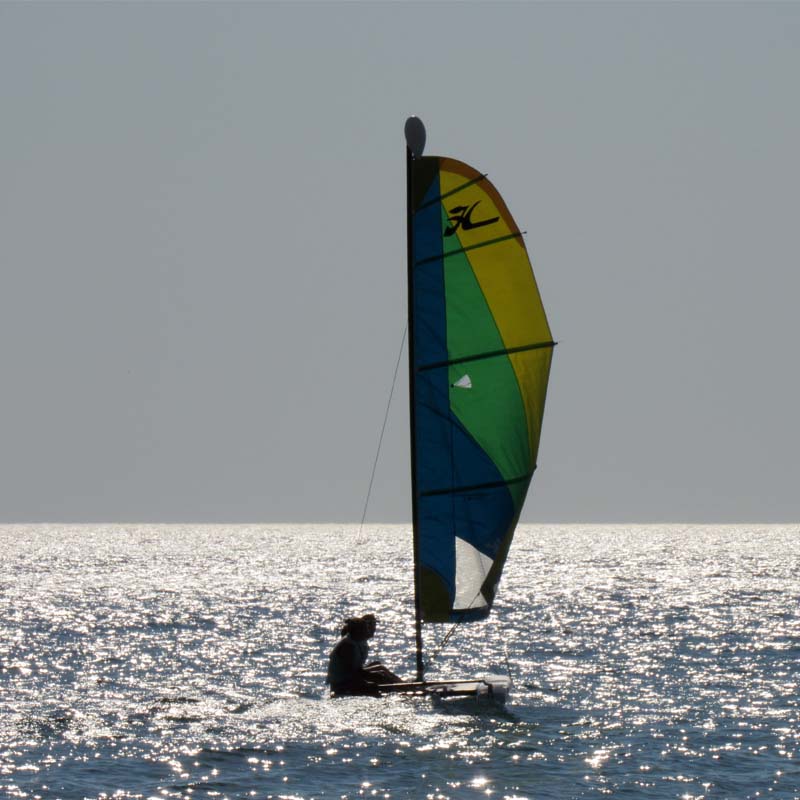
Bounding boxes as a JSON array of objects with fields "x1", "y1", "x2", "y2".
[{"x1": 404, "y1": 116, "x2": 426, "y2": 682}]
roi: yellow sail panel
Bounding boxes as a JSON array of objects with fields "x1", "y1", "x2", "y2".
[
  {"x1": 509, "y1": 347, "x2": 553, "y2": 475},
  {"x1": 437, "y1": 159, "x2": 552, "y2": 352},
  {"x1": 437, "y1": 158, "x2": 552, "y2": 463}
]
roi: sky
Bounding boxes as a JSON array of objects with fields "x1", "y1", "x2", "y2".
[{"x1": 1, "y1": 1, "x2": 799, "y2": 523}]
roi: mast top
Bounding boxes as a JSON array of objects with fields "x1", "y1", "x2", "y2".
[{"x1": 404, "y1": 116, "x2": 426, "y2": 158}]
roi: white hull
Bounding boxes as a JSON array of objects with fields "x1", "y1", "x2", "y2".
[{"x1": 377, "y1": 674, "x2": 510, "y2": 703}]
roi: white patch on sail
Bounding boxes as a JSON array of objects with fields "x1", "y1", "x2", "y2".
[
  {"x1": 452, "y1": 374, "x2": 472, "y2": 389},
  {"x1": 454, "y1": 536, "x2": 493, "y2": 609}
]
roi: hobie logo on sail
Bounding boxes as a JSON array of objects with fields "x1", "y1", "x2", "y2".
[
  {"x1": 452, "y1": 374, "x2": 472, "y2": 389},
  {"x1": 444, "y1": 201, "x2": 499, "y2": 237}
]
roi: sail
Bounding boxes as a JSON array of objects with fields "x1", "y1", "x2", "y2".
[{"x1": 410, "y1": 155, "x2": 554, "y2": 623}]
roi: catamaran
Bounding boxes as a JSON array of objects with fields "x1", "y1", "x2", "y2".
[{"x1": 376, "y1": 118, "x2": 555, "y2": 701}]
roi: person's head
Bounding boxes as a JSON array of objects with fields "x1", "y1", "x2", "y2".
[
  {"x1": 347, "y1": 617, "x2": 370, "y2": 641},
  {"x1": 361, "y1": 614, "x2": 376, "y2": 638},
  {"x1": 340, "y1": 614, "x2": 376, "y2": 641}
]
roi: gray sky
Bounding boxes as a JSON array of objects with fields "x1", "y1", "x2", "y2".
[{"x1": 2, "y1": 1, "x2": 799, "y2": 523}]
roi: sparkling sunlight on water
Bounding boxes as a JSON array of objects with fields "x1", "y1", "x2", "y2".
[{"x1": 1, "y1": 525, "x2": 798, "y2": 798}]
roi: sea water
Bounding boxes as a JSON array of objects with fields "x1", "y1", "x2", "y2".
[{"x1": 1, "y1": 524, "x2": 798, "y2": 799}]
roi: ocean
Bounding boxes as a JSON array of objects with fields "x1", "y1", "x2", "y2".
[{"x1": 1, "y1": 524, "x2": 798, "y2": 799}]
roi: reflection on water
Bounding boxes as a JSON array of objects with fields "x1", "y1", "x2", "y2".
[{"x1": 1, "y1": 524, "x2": 798, "y2": 798}]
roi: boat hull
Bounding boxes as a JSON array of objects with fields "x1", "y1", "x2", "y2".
[{"x1": 376, "y1": 674, "x2": 510, "y2": 703}]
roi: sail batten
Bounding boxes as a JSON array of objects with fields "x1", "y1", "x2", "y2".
[
  {"x1": 416, "y1": 173, "x2": 489, "y2": 211},
  {"x1": 415, "y1": 231, "x2": 524, "y2": 266},
  {"x1": 420, "y1": 471, "x2": 535, "y2": 498},
  {"x1": 409, "y1": 147, "x2": 553, "y2": 625},
  {"x1": 419, "y1": 340, "x2": 555, "y2": 372}
]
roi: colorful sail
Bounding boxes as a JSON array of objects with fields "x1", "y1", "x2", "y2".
[{"x1": 409, "y1": 152, "x2": 554, "y2": 623}]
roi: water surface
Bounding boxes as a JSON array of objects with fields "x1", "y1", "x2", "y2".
[{"x1": 1, "y1": 524, "x2": 798, "y2": 798}]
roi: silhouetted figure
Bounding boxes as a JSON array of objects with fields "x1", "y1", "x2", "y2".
[{"x1": 326, "y1": 613, "x2": 401, "y2": 697}]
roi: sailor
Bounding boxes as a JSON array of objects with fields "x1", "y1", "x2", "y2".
[{"x1": 326, "y1": 614, "x2": 401, "y2": 696}]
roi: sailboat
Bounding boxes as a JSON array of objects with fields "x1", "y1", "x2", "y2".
[{"x1": 376, "y1": 117, "x2": 555, "y2": 701}]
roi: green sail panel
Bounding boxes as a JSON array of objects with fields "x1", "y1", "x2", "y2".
[{"x1": 411, "y1": 156, "x2": 554, "y2": 622}]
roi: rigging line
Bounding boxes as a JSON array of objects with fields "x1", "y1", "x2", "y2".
[
  {"x1": 424, "y1": 595, "x2": 483, "y2": 670},
  {"x1": 502, "y1": 640, "x2": 514, "y2": 688},
  {"x1": 425, "y1": 570, "x2": 491, "y2": 669},
  {"x1": 424, "y1": 618, "x2": 461, "y2": 671},
  {"x1": 423, "y1": 592, "x2": 478, "y2": 670},
  {"x1": 357, "y1": 324, "x2": 408, "y2": 540}
]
